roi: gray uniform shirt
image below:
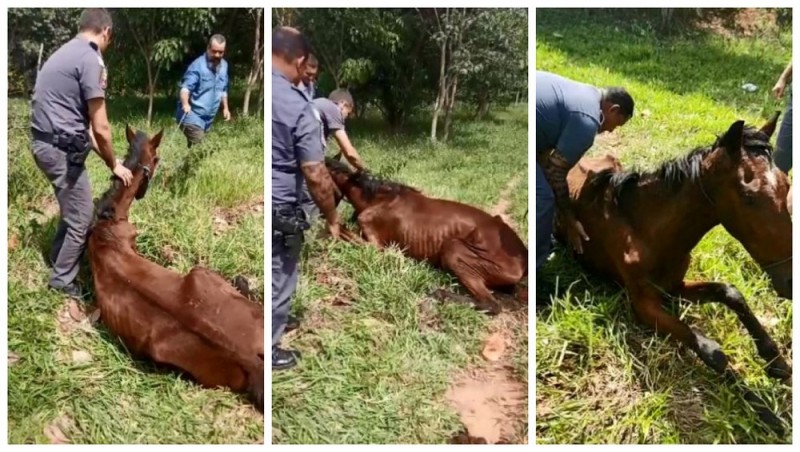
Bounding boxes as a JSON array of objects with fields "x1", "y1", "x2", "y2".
[
  {"x1": 312, "y1": 98, "x2": 345, "y2": 142},
  {"x1": 272, "y1": 69, "x2": 324, "y2": 205},
  {"x1": 31, "y1": 35, "x2": 106, "y2": 136},
  {"x1": 536, "y1": 71, "x2": 602, "y2": 166}
]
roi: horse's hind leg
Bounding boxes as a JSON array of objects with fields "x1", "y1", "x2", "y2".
[
  {"x1": 149, "y1": 328, "x2": 260, "y2": 410},
  {"x1": 438, "y1": 238, "x2": 505, "y2": 315},
  {"x1": 674, "y1": 281, "x2": 791, "y2": 384},
  {"x1": 631, "y1": 288, "x2": 784, "y2": 432}
]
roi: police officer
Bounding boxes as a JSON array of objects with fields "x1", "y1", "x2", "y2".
[
  {"x1": 299, "y1": 88, "x2": 367, "y2": 220},
  {"x1": 30, "y1": 8, "x2": 133, "y2": 299},
  {"x1": 272, "y1": 27, "x2": 343, "y2": 370}
]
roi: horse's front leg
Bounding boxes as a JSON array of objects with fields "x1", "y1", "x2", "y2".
[
  {"x1": 355, "y1": 205, "x2": 385, "y2": 249},
  {"x1": 673, "y1": 281, "x2": 791, "y2": 384},
  {"x1": 630, "y1": 287, "x2": 784, "y2": 433}
]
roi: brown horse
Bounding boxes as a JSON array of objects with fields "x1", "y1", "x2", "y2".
[
  {"x1": 88, "y1": 126, "x2": 264, "y2": 411},
  {"x1": 553, "y1": 114, "x2": 791, "y2": 431},
  {"x1": 325, "y1": 157, "x2": 528, "y2": 314}
]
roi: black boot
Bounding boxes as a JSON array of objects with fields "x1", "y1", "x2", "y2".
[
  {"x1": 49, "y1": 282, "x2": 83, "y2": 301},
  {"x1": 272, "y1": 347, "x2": 301, "y2": 371},
  {"x1": 286, "y1": 314, "x2": 300, "y2": 332}
]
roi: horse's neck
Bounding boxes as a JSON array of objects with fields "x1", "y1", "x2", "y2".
[
  {"x1": 341, "y1": 184, "x2": 372, "y2": 213},
  {"x1": 106, "y1": 172, "x2": 145, "y2": 221},
  {"x1": 626, "y1": 177, "x2": 719, "y2": 254},
  {"x1": 112, "y1": 190, "x2": 136, "y2": 221},
  {"x1": 92, "y1": 220, "x2": 137, "y2": 250}
]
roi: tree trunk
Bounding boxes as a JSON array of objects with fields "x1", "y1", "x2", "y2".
[
  {"x1": 431, "y1": 35, "x2": 449, "y2": 141},
  {"x1": 145, "y1": 59, "x2": 155, "y2": 127},
  {"x1": 243, "y1": 8, "x2": 263, "y2": 117},
  {"x1": 477, "y1": 91, "x2": 490, "y2": 120},
  {"x1": 36, "y1": 43, "x2": 44, "y2": 72},
  {"x1": 256, "y1": 70, "x2": 264, "y2": 117},
  {"x1": 443, "y1": 75, "x2": 458, "y2": 141}
]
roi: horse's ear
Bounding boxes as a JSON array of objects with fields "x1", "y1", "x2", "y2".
[
  {"x1": 125, "y1": 125, "x2": 136, "y2": 144},
  {"x1": 151, "y1": 129, "x2": 164, "y2": 150},
  {"x1": 720, "y1": 120, "x2": 745, "y2": 154},
  {"x1": 760, "y1": 110, "x2": 781, "y2": 138}
]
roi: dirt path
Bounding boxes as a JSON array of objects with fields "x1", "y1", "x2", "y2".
[{"x1": 489, "y1": 174, "x2": 522, "y2": 231}]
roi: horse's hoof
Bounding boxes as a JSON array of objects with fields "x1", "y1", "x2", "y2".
[
  {"x1": 766, "y1": 362, "x2": 792, "y2": 384},
  {"x1": 757, "y1": 408, "x2": 785, "y2": 436},
  {"x1": 695, "y1": 334, "x2": 728, "y2": 373}
]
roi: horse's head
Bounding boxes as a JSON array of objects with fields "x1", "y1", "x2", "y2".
[
  {"x1": 710, "y1": 113, "x2": 792, "y2": 298},
  {"x1": 325, "y1": 155, "x2": 353, "y2": 207},
  {"x1": 125, "y1": 125, "x2": 163, "y2": 200}
]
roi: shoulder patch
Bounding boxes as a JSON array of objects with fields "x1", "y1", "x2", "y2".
[
  {"x1": 98, "y1": 54, "x2": 107, "y2": 89},
  {"x1": 311, "y1": 105, "x2": 322, "y2": 123}
]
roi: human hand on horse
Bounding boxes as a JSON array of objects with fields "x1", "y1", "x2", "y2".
[
  {"x1": 113, "y1": 161, "x2": 133, "y2": 186},
  {"x1": 325, "y1": 220, "x2": 361, "y2": 243},
  {"x1": 564, "y1": 213, "x2": 590, "y2": 254}
]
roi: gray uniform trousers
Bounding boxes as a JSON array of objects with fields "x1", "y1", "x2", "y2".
[
  {"x1": 272, "y1": 223, "x2": 301, "y2": 351},
  {"x1": 31, "y1": 140, "x2": 93, "y2": 289}
]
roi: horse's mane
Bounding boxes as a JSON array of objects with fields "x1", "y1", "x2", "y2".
[
  {"x1": 589, "y1": 126, "x2": 774, "y2": 204},
  {"x1": 325, "y1": 157, "x2": 420, "y2": 200},
  {"x1": 95, "y1": 131, "x2": 149, "y2": 221}
]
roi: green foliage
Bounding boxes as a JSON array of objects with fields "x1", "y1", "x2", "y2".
[
  {"x1": 8, "y1": 8, "x2": 263, "y2": 105},
  {"x1": 278, "y1": 8, "x2": 528, "y2": 128}
]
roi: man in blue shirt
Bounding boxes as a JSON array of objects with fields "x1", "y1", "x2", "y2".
[
  {"x1": 272, "y1": 27, "x2": 344, "y2": 371},
  {"x1": 176, "y1": 34, "x2": 231, "y2": 148},
  {"x1": 536, "y1": 71, "x2": 634, "y2": 276}
]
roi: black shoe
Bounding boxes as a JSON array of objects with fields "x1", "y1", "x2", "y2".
[
  {"x1": 272, "y1": 348, "x2": 301, "y2": 371},
  {"x1": 286, "y1": 315, "x2": 300, "y2": 332},
  {"x1": 49, "y1": 282, "x2": 83, "y2": 300}
]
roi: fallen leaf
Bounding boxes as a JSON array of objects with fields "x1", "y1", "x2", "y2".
[
  {"x1": 481, "y1": 332, "x2": 506, "y2": 362},
  {"x1": 44, "y1": 416, "x2": 72, "y2": 444},
  {"x1": 161, "y1": 245, "x2": 177, "y2": 264},
  {"x1": 71, "y1": 350, "x2": 92, "y2": 364},
  {"x1": 9, "y1": 234, "x2": 19, "y2": 252},
  {"x1": 67, "y1": 301, "x2": 86, "y2": 322},
  {"x1": 9, "y1": 351, "x2": 21, "y2": 366}
]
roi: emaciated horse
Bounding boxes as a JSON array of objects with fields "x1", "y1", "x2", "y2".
[
  {"x1": 326, "y1": 157, "x2": 528, "y2": 314},
  {"x1": 553, "y1": 115, "x2": 791, "y2": 431},
  {"x1": 88, "y1": 126, "x2": 264, "y2": 411}
]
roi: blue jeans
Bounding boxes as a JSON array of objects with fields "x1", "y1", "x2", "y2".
[
  {"x1": 536, "y1": 162, "x2": 556, "y2": 270},
  {"x1": 774, "y1": 90, "x2": 792, "y2": 173}
]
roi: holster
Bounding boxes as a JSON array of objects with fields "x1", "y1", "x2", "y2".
[
  {"x1": 32, "y1": 128, "x2": 92, "y2": 183},
  {"x1": 64, "y1": 132, "x2": 92, "y2": 183},
  {"x1": 273, "y1": 206, "x2": 310, "y2": 259}
]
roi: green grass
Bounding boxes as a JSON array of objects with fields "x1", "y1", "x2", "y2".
[
  {"x1": 271, "y1": 106, "x2": 529, "y2": 444},
  {"x1": 7, "y1": 96, "x2": 264, "y2": 444},
  {"x1": 536, "y1": 9, "x2": 792, "y2": 444}
]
